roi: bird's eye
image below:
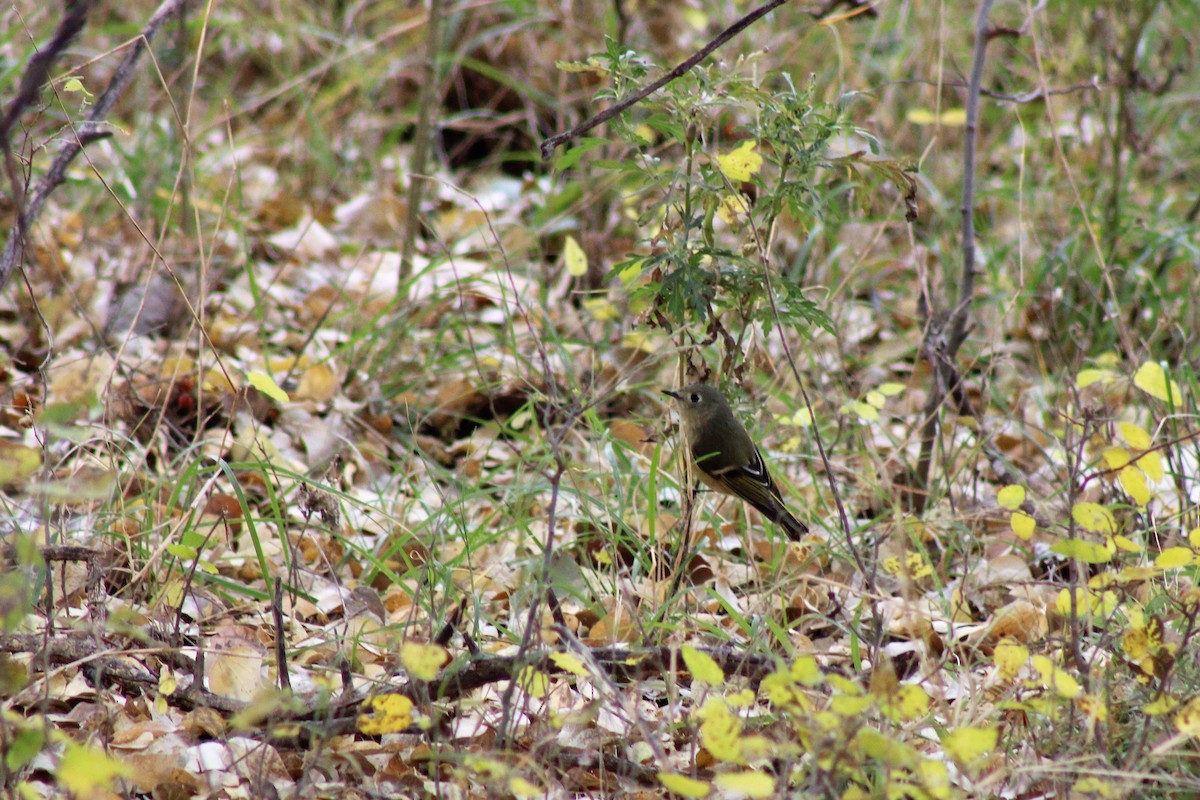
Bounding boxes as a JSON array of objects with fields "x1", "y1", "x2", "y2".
[{"x1": 690, "y1": 393, "x2": 700, "y2": 403}]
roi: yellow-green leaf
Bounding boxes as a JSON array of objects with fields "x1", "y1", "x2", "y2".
[
  {"x1": 993, "y1": 638, "x2": 1029, "y2": 680},
  {"x1": 1031, "y1": 655, "x2": 1082, "y2": 698},
  {"x1": 1134, "y1": 361, "x2": 1181, "y2": 404},
  {"x1": 1076, "y1": 368, "x2": 1117, "y2": 388},
  {"x1": 1155, "y1": 547, "x2": 1195, "y2": 569},
  {"x1": 906, "y1": 108, "x2": 966, "y2": 126},
  {"x1": 549, "y1": 652, "x2": 590, "y2": 677},
  {"x1": 1118, "y1": 467, "x2": 1151, "y2": 507},
  {"x1": 508, "y1": 776, "x2": 542, "y2": 798},
  {"x1": 659, "y1": 772, "x2": 711, "y2": 798},
  {"x1": 563, "y1": 235, "x2": 587, "y2": 277},
  {"x1": 716, "y1": 141, "x2": 763, "y2": 182},
  {"x1": 1011, "y1": 511, "x2": 1036, "y2": 540},
  {"x1": 997, "y1": 485, "x2": 1025, "y2": 510},
  {"x1": 57, "y1": 741, "x2": 131, "y2": 795},
  {"x1": 1051, "y1": 537, "x2": 1112, "y2": 564},
  {"x1": 682, "y1": 646, "x2": 725, "y2": 686},
  {"x1": 1071, "y1": 502, "x2": 1116, "y2": 534},
  {"x1": 247, "y1": 371, "x2": 289, "y2": 404},
  {"x1": 942, "y1": 726, "x2": 998, "y2": 764},
  {"x1": 0, "y1": 441, "x2": 43, "y2": 484},
  {"x1": 1117, "y1": 422, "x2": 1152, "y2": 450},
  {"x1": 517, "y1": 666, "x2": 550, "y2": 698},
  {"x1": 714, "y1": 770, "x2": 776, "y2": 798}
]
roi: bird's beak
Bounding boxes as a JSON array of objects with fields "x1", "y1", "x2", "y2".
[{"x1": 662, "y1": 389, "x2": 680, "y2": 400}]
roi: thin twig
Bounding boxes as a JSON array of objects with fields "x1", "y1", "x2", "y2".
[{"x1": 0, "y1": 0, "x2": 190, "y2": 293}]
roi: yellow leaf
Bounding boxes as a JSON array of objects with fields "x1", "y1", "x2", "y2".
[
  {"x1": 659, "y1": 772, "x2": 711, "y2": 797},
  {"x1": 1144, "y1": 696, "x2": 1178, "y2": 716},
  {"x1": 880, "y1": 684, "x2": 930, "y2": 722},
  {"x1": 906, "y1": 108, "x2": 966, "y2": 126},
  {"x1": 1118, "y1": 467, "x2": 1151, "y2": 507},
  {"x1": 247, "y1": 371, "x2": 289, "y2": 404},
  {"x1": 1190, "y1": 528, "x2": 1200, "y2": 549},
  {"x1": 57, "y1": 741, "x2": 132, "y2": 795},
  {"x1": 713, "y1": 771, "x2": 775, "y2": 798},
  {"x1": 846, "y1": 400, "x2": 879, "y2": 422},
  {"x1": 508, "y1": 776, "x2": 542, "y2": 798},
  {"x1": 717, "y1": 193, "x2": 752, "y2": 225},
  {"x1": 697, "y1": 698, "x2": 744, "y2": 763},
  {"x1": 716, "y1": 140, "x2": 763, "y2": 182},
  {"x1": 357, "y1": 693, "x2": 414, "y2": 735},
  {"x1": 517, "y1": 666, "x2": 550, "y2": 697},
  {"x1": 400, "y1": 641, "x2": 448, "y2": 681},
  {"x1": 1076, "y1": 368, "x2": 1117, "y2": 388},
  {"x1": 942, "y1": 726, "x2": 998, "y2": 764},
  {"x1": 1117, "y1": 422, "x2": 1152, "y2": 450},
  {"x1": 1156, "y1": 547, "x2": 1196, "y2": 569},
  {"x1": 1011, "y1": 511, "x2": 1036, "y2": 540},
  {"x1": 830, "y1": 692, "x2": 873, "y2": 716},
  {"x1": 1031, "y1": 655, "x2": 1082, "y2": 698},
  {"x1": 997, "y1": 485, "x2": 1025, "y2": 510},
  {"x1": 1139, "y1": 450, "x2": 1165, "y2": 482},
  {"x1": 563, "y1": 235, "x2": 588, "y2": 277},
  {"x1": 1051, "y1": 538, "x2": 1112, "y2": 564},
  {"x1": 581, "y1": 296, "x2": 621, "y2": 321},
  {"x1": 682, "y1": 646, "x2": 725, "y2": 686},
  {"x1": 1102, "y1": 446, "x2": 1131, "y2": 470},
  {"x1": 0, "y1": 442, "x2": 42, "y2": 484},
  {"x1": 993, "y1": 638, "x2": 1029, "y2": 680},
  {"x1": 878, "y1": 382, "x2": 906, "y2": 396},
  {"x1": 865, "y1": 390, "x2": 886, "y2": 409},
  {"x1": 1134, "y1": 361, "x2": 1181, "y2": 404},
  {"x1": 1071, "y1": 502, "x2": 1117, "y2": 534},
  {"x1": 549, "y1": 652, "x2": 590, "y2": 677},
  {"x1": 1175, "y1": 697, "x2": 1200, "y2": 736},
  {"x1": 295, "y1": 363, "x2": 337, "y2": 403}
]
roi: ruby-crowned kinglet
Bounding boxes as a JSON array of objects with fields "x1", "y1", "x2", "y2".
[{"x1": 663, "y1": 383, "x2": 808, "y2": 540}]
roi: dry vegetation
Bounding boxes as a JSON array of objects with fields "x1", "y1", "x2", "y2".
[{"x1": 2, "y1": 0, "x2": 1200, "y2": 797}]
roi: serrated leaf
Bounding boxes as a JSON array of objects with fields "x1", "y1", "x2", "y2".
[
  {"x1": 717, "y1": 140, "x2": 763, "y2": 182},
  {"x1": 1134, "y1": 361, "x2": 1181, "y2": 404},
  {"x1": 1175, "y1": 697, "x2": 1200, "y2": 736},
  {"x1": 682, "y1": 646, "x2": 725, "y2": 686}
]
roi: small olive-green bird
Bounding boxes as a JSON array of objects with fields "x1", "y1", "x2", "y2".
[{"x1": 663, "y1": 383, "x2": 808, "y2": 540}]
